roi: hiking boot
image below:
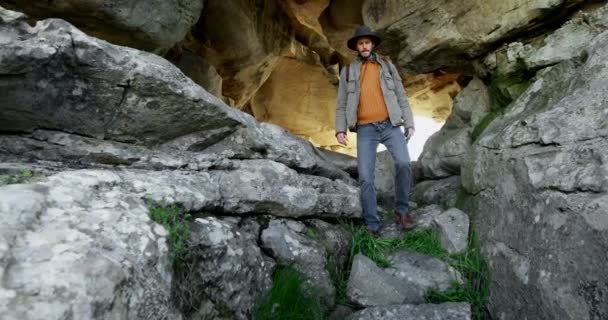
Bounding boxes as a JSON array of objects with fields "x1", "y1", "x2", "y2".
[
  {"x1": 397, "y1": 213, "x2": 415, "y2": 230},
  {"x1": 366, "y1": 227, "x2": 380, "y2": 238}
]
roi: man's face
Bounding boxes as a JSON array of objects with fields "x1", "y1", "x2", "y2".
[{"x1": 356, "y1": 37, "x2": 374, "y2": 58}]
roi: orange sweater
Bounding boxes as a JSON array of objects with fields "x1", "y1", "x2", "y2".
[{"x1": 357, "y1": 60, "x2": 389, "y2": 125}]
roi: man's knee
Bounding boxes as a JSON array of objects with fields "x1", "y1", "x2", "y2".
[{"x1": 394, "y1": 158, "x2": 411, "y2": 172}]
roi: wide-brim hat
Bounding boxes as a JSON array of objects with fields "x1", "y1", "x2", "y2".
[{"x1": 347, "y1": 25, "x2": 381, "y2": 51}]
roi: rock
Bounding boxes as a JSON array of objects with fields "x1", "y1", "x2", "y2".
[
  {"x1": 0, "y1": 130, "x2": 219, "y2": 171},
  {"x1": 348, "y1": 302, "x2": 472, "y2": 320},
  {"x1": 385, "y1": 250, "x2": 463, "y2": 292},
  {"x1": 411, "y1": 204, "x2": 444, "y2": 229},
  {"x1": 316, "y1": 148, "x2": 358, "y2": 178},
  {"x1": 186, "y1": 0, "x2": 293, "y2": 107},
  {"x1": 362, "y1": 0, "x2": 584, "y2": 73},
  {"x1": 492, "y1": 17, "x2": 596, "y2": 75},
  {"x1": 419, "y1": 128, "x2": 471, "y2": 178},
  {"x1": 418, "y1": 78, "x2": 490, "y2": 179},
  {"x1": 217, "y1": 160, "x2": 360, "y2": 218},
  {"x1": 329, "y1": 304, "x2": 355, "y2": 320},
  {"x1": 412, "y1": 176, "x2": 462, "y2": 208},
  {"x1": 0, "y1": 0, "x2": 202, "y2": 53},
  {"x1": 432, "y1": 208, "x2": 470, "y2": 254},
  {"x1": 167, "y1": 50, "x2": 223, "y2": 99},
  {"x1": 346, "y1": 254, "x2": 425, "y2": 307},
  {"x1": 0, "y1": 131, "x2": 360, "y2": 219},
  {"x1": 165, "y1": 121, "x2": 355, "y2": 182},
  {"x1": 305, "y1": 219, "x2": 353, "y2": 273},
  {"x1": 185, "y1": 216, "x2": 274, "y2": 320},
  {"x1": 0, "y1": 171, "x2": 180, "y2": 320},
  {"x1": 261, "y1": 219, "x2": 335, "y2": 307},
  {"x1": 0, "y1": 12, "x2": 252, "y2": 145},
  {"x1": 524, "y1": 19, "x2": 596, "y2": 70},
  {"x1": 445, "y1": 78, "x2": 491, "y2": 130},
  {"x1": 462, "y1": 30, "x2": 608, "y2": 319}
]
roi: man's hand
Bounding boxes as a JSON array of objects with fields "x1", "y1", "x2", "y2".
[
  {"x1": 336, "y1": 132, "x2": 349, "y2": 145},
  {"x1": 404, "y1": 127, "x2": 415, "y2": 140}
]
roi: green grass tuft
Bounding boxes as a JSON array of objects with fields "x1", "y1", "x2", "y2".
[
  {"x1": 347, "y1": 222, "x2": 448, "y2": 268},
  {"x1": 255, "y1": 265, "x2": 325, "y2": 320},
  {"x1": 148, "y1": 204, "x2": 191, "y2": 270},
  {"x1": 19, "y1": 168, "x2": 33, "y2": 177}
]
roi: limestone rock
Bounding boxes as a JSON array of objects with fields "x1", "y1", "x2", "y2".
[
  {"x1": 445, "y1": 78, "x2": 491, "y2": 130},
  {"x1": 261, "y1": 219, "x2": 335, "y2": 307},
  {"x1": 0, "y1": 171, "x2": 180, "y2": 320},
  {"x1": 412, "y1": 176, "x2": 462, "y2": 208},
  {"x1": 432, "y1": 208, "x2": 470, "y2": 254},
  {"x1": 0, "y1": 130, "x2": 219, "y2": 172},
  {"x1": 185, "y1": 217, "x2": 274, "y2": 320},
  {"x1": 462, "y1": 30, "x2": 608, "y2": 320},
  {"x1": 349, "y1": 302, "x2": 472, "y2": 320},
  {"x1": 167, "y1": 50, "x2": 223, "y2": 99},
  {"x1": 418, "y1": 127, "x2": 471, "y2": 179},
  {"x1": 362, "y1": 0, "x2": 584, "y2": 73},
  {"x1": 346, "y1": 254, "x2": 425, "y2": 307},
  {"x1": 305, "y1": 219, "x2": 353, "y2": 273},
  {"x1": 488, "y1": 17, "x2": 598, "y2": 75},
  {"x1": 411, "y1": 204, "x2": 444, "y2": 230},
  {"x1": 316, "y1": 148, "x2": 358, "y2": 178},
  {"x1": 164, "y1": 121, "x2": 355, "y2": 182},
  {"x1": 418, "y1": 78, "x2": 490, "y2": 179},
  {"x1": 0, "y1": 12, "x2": 251, "y2": 145},
  {"x1": 0, "y1": 0, "x2": 202, "y2": 53},
  {"x1": 385, "y1": 250, "x2": 463, "y2": 292}
]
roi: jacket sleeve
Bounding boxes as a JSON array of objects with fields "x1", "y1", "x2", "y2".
[
  {"x1": 389, "y1": 62, "x2": 415, "y2": 129},
  {"x1": 335, "y1": 66, "x2": 348, "y2": 134}
]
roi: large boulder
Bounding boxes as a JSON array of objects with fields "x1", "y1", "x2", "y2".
[
  {"x1": 184, "y1": 217, "x2": 274, "y2": 320},
  {"x1": 347, "y1": 254, "x2": 425, "y2": 307},
  {"x1": 0, "y1": 171, "x2": 180, "y2": 320},
  {"x1": 261, "y1": 219, "x2": 336, "y2": 307},
  {"x1": 418, "y1": 78, "x2": 490, "y2": 179},
  {"x1": 0, "y1": 10, "x2": 251, "y2": 145},
  {"x1": 431, "y1": 208, "x2": 470, "y2": 255},
  {"x1": 362, "y1": 0, "x2": 584, "y2": 73},
  {"x1": 385, "y1": 250, "x2": 463, "y2": 292},
  {"x1": 462, "y1": 30, "x2": 608, "y2": 319},
  {"x1": 163, "y1": 121, "x2": 356, "y2": 182},
  {"x1": 412, "y1": 176, "x2": 462, "y2": 208},
  {"x1": 349, "y1": 302, "x2": 472, "y2": 320},
  {"x1": 486, "y1": 5, "x2": 608, "y2": 76},
  {"x1": 0, "y1": 0, "x2": 202, "y2": 53},
  {"x1": 167, "y1": 50, "x2": 223, "y2": 99}
]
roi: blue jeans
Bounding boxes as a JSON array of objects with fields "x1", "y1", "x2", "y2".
[{"x1": 356, "y1": 120, "x2": 412, "y2": 231}]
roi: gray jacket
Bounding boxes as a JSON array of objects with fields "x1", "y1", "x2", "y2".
[{"x1": 335, "y1": 55, "x2": 414, "y2": 133}]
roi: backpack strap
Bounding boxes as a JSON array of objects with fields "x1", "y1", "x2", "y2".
[
  {"x1": 346, "y1": 63, "x2": 350, "y2": 82},
  {"x1": 379, "y1": 55, "x2": 394, "y2": 77}
]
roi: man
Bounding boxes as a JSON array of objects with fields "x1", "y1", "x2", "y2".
[{"x1": 335, "y1": 25, "x2": 415, "y2": 235}]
